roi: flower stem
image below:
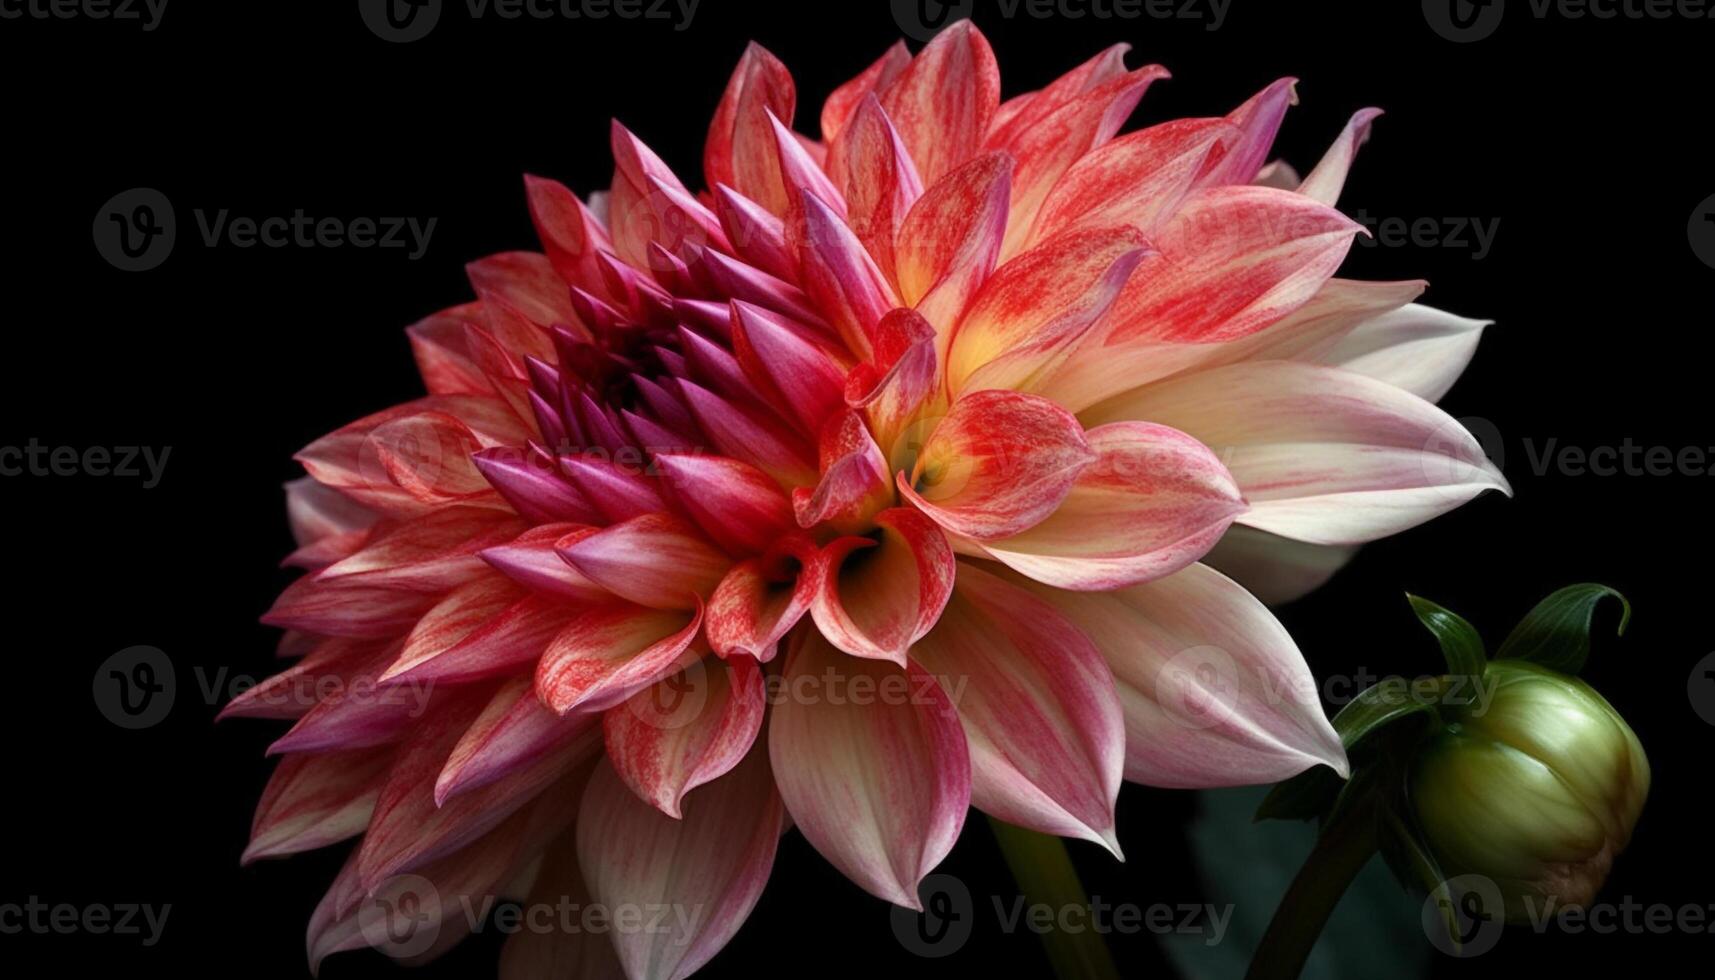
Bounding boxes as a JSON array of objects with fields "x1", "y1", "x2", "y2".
[
  {"x1": 987, "y1": 817, "x2": 1122, "y2": 980},
  {"x1": 1243, "y1": 799, "x2": 1381, "y2": 980}
]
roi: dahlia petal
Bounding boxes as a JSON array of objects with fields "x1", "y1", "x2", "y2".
[
  {"x1": 768, "y1": 109, "x2": 846, "y2": 219},
  {"x1": 653, "y1": 453, "x2": 796, "y2": 556},
  {"x1": 358, "y1": 692, "x2": 587, "y2": 890},
  {"x1": 480, "y1": 524, "x2": 611, "y2": 601},
  {"x1": 1298, "y1": 108, "x2": 1383, "y2": 207},
  {"x1": 987, "y1": 43, "x2": 1132, "y2": 143},
  {"x1": 466, "y1": 251, "x2": 578, "y2": 328},
  {"x1": 1202, "y1": 524, "x2": 1360, "y2": 606},
  {"x1": 285, "y1": 476, "x2": 379, "y2": 547},
  {"x1": 768, "y1": 628, "x2": 969, "y2": 908},
  {"x1": 678, "y1": 379, "x2": 818, "y2": 488},
  {"x1": 497, "y1": 829, "x2": 626, "y2": 980},
  {"x1": 879, "y1": 21, "x2": 1000, "y2": 185},
  {"x1": 676, "y1": 325, "x2": 752, "y2": 403},
  {"x1": 894, "y1": 151, "x2": 1011, "y2": 346},
  {"x1": 267, "y1": 644, "x2": 430, "y2": 755},
  {"x1": 243, "y1": 748, "x2": 392, "y2": 863},
  {"x1": 912, "y1": 563, "x2": 1124, "y2": 852},
  {"x1": 1184, "y1": 277, "x2": 1428, "y2": 374},
  {"x1": 557, "y1": 513, "x2": 731, "y2": 610},
  {"x1": 948, "y1": 225, "x2": 1150, "y2": 396},
  {"x1": 472, "y1": 446, "x2": 602, "y2": 524},
  {"x1": 706, "y1": 42, "x2": 798, "y2": 217},
  {"x1": 821, "y1": 40, "x2": 911, "y2": 143},
  {"x1": 220, "y1": 638, "x2": 381, "y2": 721},
  {"x1": 1201, "y1": 78, "x2": 1298, "y2": 187},
  {"x1": 729, "y1": 300, "x2": 850, "y2": 436},
  {"x1": 1083, "y1": 360, "x2": 1511, "y2": 546},
  {"x1": 282, "y1": 527, "x2": 371, "y2": 572},
  {"x1": 845, "y1": 307, "x2": 938, "y2": 455},
  {"x1": 712, "y1": 184, "x2": 796, "y2": 282},
  {"x1": 435, "y1": 676, "x2": 603, "y2": 805},
  {"x1": 524, "y1": 175, "x2": 615, "y2": 302},
  {"x1": 367, "y1": 412, "x2": 501, "y2": 505},
  {"x1": 704, "y1": 538, "x2": 818, "y2": 661},
  {"x1": 535, "y1": 601, "x2": 703, "y2": 714},
  {"x1": 318, "y1": 507, "x2": 525, "y2": 593},
  {"x1": 262, "y1": 575, "x2": 438, "y2": 639},
  {"x1": 576, "y1": 744, "x2": 784, "y2": 980},
  {"x1": 1030, "y1": 118, "x2": 1236, "y2": 245},
  {"x1": 695, "y1": 246, "x2": 828, "y2": 331},
  {"x1": 792, "y1": 192, "x2": 897, "y2": 360},
  {"x1": 899, "y1": 389, "x2": 1096, "y2": 540},
  {"x1": 604, "y1": 655, "x2": 766, "y2": 817},
  {"x1": 791, "y1": 412, "x2": 892, "y2": 532},
  {"x1": 557, "y1": 452, "x2": 670, "y2": 524},
  {"x1": 386, "y1": 592, "x2": 584, "y2": 687},
  {"x1": 408, "y1": 306, "x2": 493, "y2": 396},
  {"x1": 979, "y1": 422, "x2": 1247, "y2": 590},
  {"x1": 1026, "y1": 563, "x2": 1348, "y2": 787},
  {"x1": 1319, "y1": 303, "x2": 1490, "y2": 403},
  {"x1": 987, "y1": 64, "x2": 1168, "y2": 259},
  {"x1": 382, "y1": 574, "x2": 524, "y2": 682},
  {"x1": 809, "y1": 506, "x2": 955, "y2": 666},
  {"x1": 835, "y1": 96, "x2": 923, "y2": 283}
]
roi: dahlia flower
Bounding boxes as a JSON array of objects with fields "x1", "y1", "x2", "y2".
[{"x1": 231, "y1": 23, "x2": 1508, "y2": 978}]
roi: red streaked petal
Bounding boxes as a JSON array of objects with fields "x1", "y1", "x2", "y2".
[
  {"x1": 768, "y1": 627, "x2": 969, "y2": 908},
  {"x1": 979, "y1": 422, "x2": 1244, "y2": 590},
  {"x1": 243, "y1": 748, "x2": 392, "y2": 864},
  {"x1": 678, "y1": 379, "x2": 818, "y2": 488},
  {"x1": 479, "y1": 524, "x2": 610, "y2": 601},
  {"x1": 901, "y1": 389, "x2": 1095, "y2": 540},
  {"x1": 557, "y1": 513, "x2": 731, "y2": 610},
  {"x1": 1031, "y1": 118, "x2": 1236, "y2": 245},
  {"x1": 704, "y1": 538, "x2": 817, "y2": 661},
  {"x1": 894, "y1": 151, "x2": 1011, "y2": 347},
  {"x1": 654, "y1": 452, "x2": 796, "y2": 557},
  {"x1": 1201, "y1": 78, "x2": 1299, "y2": 187},
  {"x1": 821, "y1": 41, "x2": 911, "y2": 143},
  {"x1": 534, "y1": 601, "x2": 703, "y2": 715},
  {"x1": 604, "y1": 655, "x2": 766, "y2": 818},
  {"x1": 435, "y1": 677, "x2": 604, "y2": 805},
  {"x1": 576, "y1": 744, "x2": 784, "y2": 980},
  {"x1": 1298, "y1": 108, "x2": 1383, "y2": 207},
  {"x1": 706, "y1": 42, "x2": 798, "y2": 218},
  {"x1": 729, "y1": 300, "x2": 850, "y2": 437},
  {"x1": 879, "y1": 21, "x2": 1000, "y2": 185},
  {"x1": 835, "y1": 95, "x2": 923, "y2": 284},
  {"x1": 792, "y1": 192, "x2": 898, "y2": 361},
  {"x1": 808, "y1": 507, "x2": 954, "y2": 666},
  {"x1": 912, "y1": 563, "x2": 1124, "y2": 852}
]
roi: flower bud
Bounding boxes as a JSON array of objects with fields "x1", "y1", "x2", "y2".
[{"x1": 1409, "y1": 661, "x2": 1648, "y2": 921}]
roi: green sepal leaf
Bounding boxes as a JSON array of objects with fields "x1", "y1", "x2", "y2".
[
  {"x1": 1495, "y1": 583, "x2": 1630, "y2": 675},
  {"x1": 1376, "y1": 805, "x2": 1463, "y2": 946},
  {"x1": 1331, "y1": 679, "x2": 1439, "y2": 748},
  {"x1": 1256, "y1": 764, "x2": 1345, "y2": 822},
  {"x1": 1256, "y1": 690, "x2": 1437, "y2": 823},
  {"x1": 1407, "y1": 594, "x2": 1486, "y2": 679}
]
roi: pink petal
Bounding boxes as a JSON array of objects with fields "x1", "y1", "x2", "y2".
[
  {"x1": 791, "y1": 191, "x2": 898, "y2": 361},
  {"x1": 1200, "y1": 78, "x2": 1298, "y2": 187},
  {"x1": 604, "y1": 654, "x2": 766, "y2": 817},
  {"x1": 845, "y1": 307, "x2": 939, "y2": 455},
  {"x1": 317, "y1": 507, "x2": 524, "y2": 593},
  {"x1": 497, "y1": 829, "x2": 627, "y2": 980},
  {"x1": 557, "y1": 513, "x2": 731, "y2": 610},
  {"x1": 576, "y1": 745, "x2": 784, "y2": 980},
  {"x1": 912, "y1": 563, "x2": 1124, "y2": 852},
  {"x1": 899, "y1": 389, "x2": 1095, "y2": 541},
  {"x1": 1317, "y1": 302, "x2": 1491, "y2": 403},
  {"x1": 524, "y1": 175, "x2": 615, "y2": 303},
  {"x1": 833, "y1": 96, "x2": 923, "y2": 284},
  {"x1": 1030, "y1": 118, "x2": 1236, "y2": 245},
  {"x1": 879, "y1": 21, "x2": 1000, "y2": 185},
  {"x1": 479, "y1": 524, "x2": 611, "y2": 601},
  {"x1": 535, "y1": 601, "x2": 703, "y2": 714},
  {"x1": 243, "y1": 748, "x2": 392, "y2": 863},
  {"x1": 767, "y1": 627, "x2": 969, "y2": 908},
  {"x1": 382, "y1": 574, "x2": 523, "y2": 681},
  {"x1": 979, "y1": 422, "x2": 1247, "y2": 590},
  {"x1": 557, "y1": 452, "x2": 670, "y2": 524},
  {"x1": 435, "y1": 677, "x2": 603, "y2": 805},
  {"x1": 704, "y1": 538, "x2": 818, "y2": 661},
  {"x1": 820, "y1": 41, "x2": 911, "y2": 143},
  {"x1": 894, "y1": 151, "x2": 1011, "y2": 345},
  {"x1": 1297, "y1": 108, "x2": 1383, "y2": 206},
  {"x1": 808, "y1": 506, "x2": 954, "y2": 666},
  {"x1": 729, "y1": 300, "x2": 850, "y2": 437},
  {"x1": 791, "y1": 411, "x2": 892, "y2": 532},
  {"x1": 706, "y1": 43, "x2": 799, "y2": 217},
  {"x1": 466, "y1": 251, "x2": 578, "y2": 329},
  {"x1": 1084, "y1": 360, "x2": 1511, "y2": 546},
  {"x1": 384, "y1": 593, "x2": 583, "y2": 687},
  {"x1": 473, "y1": 446, "x2": 603, "y2": 525},
  {"x1": 1027, "y1": 563, "x2": 1348, "y2": 787},
  {"x1": 1203, "y1": 525, "x2": 1360, "y2": 606},
  {"x1": 654, "y1": 452, "x2": 796, "y2": 557},
  {"x1": 677, "y1": 378, "x2": 818, "y2": 488}
]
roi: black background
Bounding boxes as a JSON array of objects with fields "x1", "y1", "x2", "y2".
[{"x1": 2, "y1": 0, "x2": 1709, "y2": 976}]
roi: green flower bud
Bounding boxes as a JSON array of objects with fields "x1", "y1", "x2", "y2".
[{"x1": 1410, "y1": 661, "x2": 1649, "y2": 921}]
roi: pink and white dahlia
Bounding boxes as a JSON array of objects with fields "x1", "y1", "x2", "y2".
[{"x1": 233, "y1": 23, "x2": 1508, "y2": 978}]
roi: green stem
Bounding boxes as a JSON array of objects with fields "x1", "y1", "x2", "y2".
[
  {"x1": 1243, "y1": 799, "x2": 1381, "y2": 980},
  {"x1": 988, "y1": 816, "x2": 1122, "y2": 980}
]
